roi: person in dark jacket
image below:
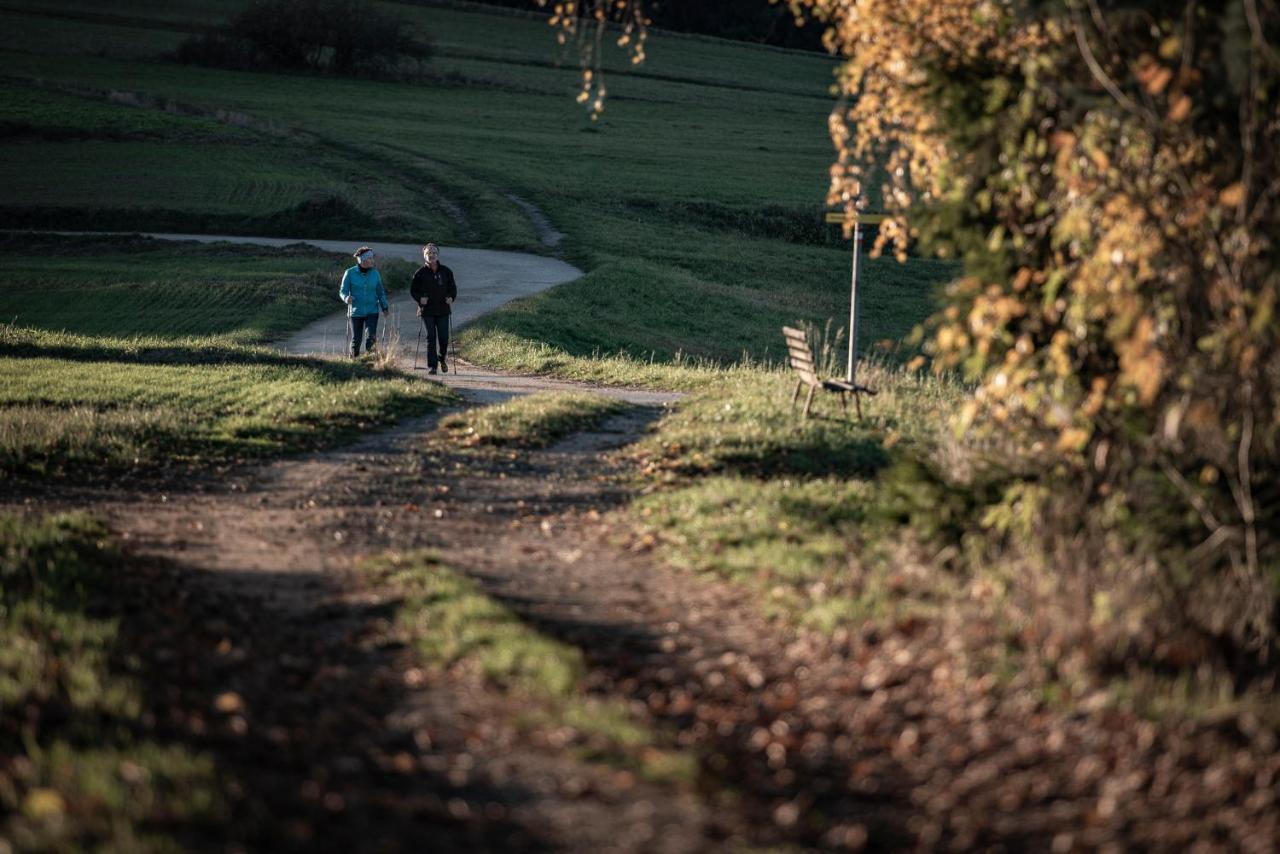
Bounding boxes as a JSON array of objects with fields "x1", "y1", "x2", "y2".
[
  {"x1": 339, "y1": 245, "x2": 389, "y2": 357},
  {"x1": 409, "y1": 242, "x2": 457, "y2": 374}
]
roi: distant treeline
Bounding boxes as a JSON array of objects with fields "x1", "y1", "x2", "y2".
[
  {"x1": 172, "y1": 0, "x2": 432, "y2": 79},
  {"x1": 448, "y1": 0, "x2": 826, "y2": 50}
]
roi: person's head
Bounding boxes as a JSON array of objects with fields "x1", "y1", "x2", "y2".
[
  {"x1": 423, "y1": 243, "x2": 439, "y2": 265},
  {"x1": 353, "y1": 246, "x2": 375, "y2": 269}
]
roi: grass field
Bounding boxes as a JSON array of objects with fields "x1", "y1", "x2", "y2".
[
  {"x1": 0, "y1": 0, "x2": 952, "y2": 371},
  {"x1": 0, "y1": 235, "x2": 451, "y2": 480},
  {"x1": 0, "y1": 233, "x2": 408, "y2": 342}
]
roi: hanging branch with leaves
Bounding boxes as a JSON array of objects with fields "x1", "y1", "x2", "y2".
[{"x1": 534, "y1": 0, "x2": 650, "y2": 119}]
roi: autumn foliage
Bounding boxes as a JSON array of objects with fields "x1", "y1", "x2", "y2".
[
  {"x1": 547, "y1": 1, "x2": 1278, "y2": 664},
  {"x1": 780, "y1": 0, "x2": 1278, "y2": 660}
]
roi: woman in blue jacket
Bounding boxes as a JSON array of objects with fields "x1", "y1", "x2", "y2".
[{"x1": 339, "y1": 246, "x2": 389, "y2": 357}]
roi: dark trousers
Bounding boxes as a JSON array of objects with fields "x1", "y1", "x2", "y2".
[
  {"x1": 350, "y1": 314, "x2": 379, "y2": 356},
  {"x1": 422, "y1": 314, "x2": 449, "y2": 368}
]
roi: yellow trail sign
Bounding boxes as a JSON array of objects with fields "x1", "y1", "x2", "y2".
[{"x1": 825, "y1": 211, "x2": 886, "y2": 224}]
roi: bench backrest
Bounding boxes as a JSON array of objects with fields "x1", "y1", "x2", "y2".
[{"x1": 782, "y1": 326, "x2": 819, "y2": 386}]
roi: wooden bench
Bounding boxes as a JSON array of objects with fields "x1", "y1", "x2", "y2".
[{"x1": 782, "y1": 326, "x2": 877, "y2": 421}]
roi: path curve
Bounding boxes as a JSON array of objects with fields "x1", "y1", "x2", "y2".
[{"x1": 138, "y1": 232, "x2": 683, "y2": 406}]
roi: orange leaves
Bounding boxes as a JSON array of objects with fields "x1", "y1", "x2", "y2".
[
  {"x1": 537, "y1": 0, "x2": 648, "y2": 119},
  {"x1": 1135, "y1": 54, "x2": 1174, "y2": 95},
  {"x1": 1218, "y1": 182, "x2": 1246, "y2": 209},
  {"x1": 1115, "y1": 316, "x2": 1166, "y2": 406},
  {"x1": 1167, "y1": 94, "x2": 1193, "y2": 122}
]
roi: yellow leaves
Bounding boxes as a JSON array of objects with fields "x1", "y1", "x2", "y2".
[
  {"x1": 1081, "y1": 376, "x2": 1109, "y2": 417},
  {"x1": 1055, "y1": 427, "x2": 1090, "y2": 453},
  {"x1": 23, "y1": 788, "x2": 66, "y2": 819},
  {"x1": 1012, "y1": 267, "x2": 1033, "y2": 292},
  {"x1": 1044, "y1": 330, "x2": 1075, "y2": 376},
  {"x1": 214, "y1": 691, "x2": 245, "y2": 714},
  {"x1": 1115, "y1": 316, "x2": 1165, "y2": 405}
]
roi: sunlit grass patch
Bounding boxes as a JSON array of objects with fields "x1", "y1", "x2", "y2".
[
  {"x1": 0, "y1": 512, "x2": 225, "y2": 850},
  {"x1": 623, "y1": 365, "x2": 967, "y2": 628},
  {"x1": 0, "y1": 327, "x2": 454, "y2": 477},
  {"x1": 363, "y1": 551, "x2": 696, "y2": 785},
  {"x1": 458, "y1": 329, "x2": 747, "y2": 392},
  {"x1": 436, "y1": 390, "x2": 632, "y2": 450},
  {"x1": 629, "y1": 475, "x2": 944, "y2": 629},
  {"x1": 628, "y1": 363, "x2": 961, "y2": 478}
]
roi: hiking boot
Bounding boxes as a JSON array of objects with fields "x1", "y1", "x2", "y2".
[
  {"x1": 439, "y1": 358, "x2": 448, "y2": 373},
  {"x1": 428, "y1": 368, "x2": 438, "y2": 375}
]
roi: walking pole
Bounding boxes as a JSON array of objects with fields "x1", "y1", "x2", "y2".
[
  {"x1": 447, "y1": 312, "x2": 457, "y2": 378},
  {"x1": 413, "y1": 322, "x2": 423, "y2": 370}
]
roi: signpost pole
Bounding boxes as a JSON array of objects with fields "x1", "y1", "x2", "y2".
[
  {"x1": 825, "y1": 210, "x2": 883, "y2": 385},
  {"x1": 847, "y1": 220, "x2": 861, "y2": 383}
]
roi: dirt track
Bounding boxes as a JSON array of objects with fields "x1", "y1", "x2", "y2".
[{"x1": 22, "y1": 392, "x2": 1275, "y2": 851}]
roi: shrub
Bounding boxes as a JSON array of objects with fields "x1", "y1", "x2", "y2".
[
  {"x1": 173, "y1": 0, "x2": 432, "y2": 79},
  {"x1": 780, "y1": 0, "x2": 1280, "y2": 669}
]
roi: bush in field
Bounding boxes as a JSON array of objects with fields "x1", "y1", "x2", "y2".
[
  {"x1": 174, "y1": 0, "x2": 431, "y2": 78},
  {"x1": 788, "y1": 0, "x2": 1280, "y2": 666}
]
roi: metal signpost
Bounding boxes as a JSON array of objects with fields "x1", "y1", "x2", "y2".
[{"x1": 825, "y1": 210, "x2": 885, "y2": 384}]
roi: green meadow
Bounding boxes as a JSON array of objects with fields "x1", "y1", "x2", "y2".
[{"x1": 0, "y1": 0, "x2": 952, "y2": 371}]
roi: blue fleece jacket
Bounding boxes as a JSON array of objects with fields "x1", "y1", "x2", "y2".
[{"x1": 339, "y1": 266, "x2": 389, "y2": 317}]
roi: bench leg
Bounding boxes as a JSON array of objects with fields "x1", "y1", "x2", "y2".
[
  {"x1": 854, "y1": 392, "x2": 863, "y2": 422},
  {"x1": 839, "y1": 391, "x2": 849, "y2": 416},
  {"x1": 791, "y1": 379, "x2": 802, "y2": 408},
  {"x1": 802, "y1": 383, "x2": 816, "y2": 418}
]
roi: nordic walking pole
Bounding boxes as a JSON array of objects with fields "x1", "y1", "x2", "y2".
[
  {"x1": 413, "y1": 322, "x2": 423, "y2": 370},
  {"x1": 446, "y1": 312, "x2": 458, "y2": 378}
]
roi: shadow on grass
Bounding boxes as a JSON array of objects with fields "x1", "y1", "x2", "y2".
[
  {"x1": 705, "y1": 434, "x2": 890, "y2": 480},
  {"x1": 2, "y1": 529, "x2": 548, "y2": 851},
  {"x1": 0, "y1": 334, "x2": 369, "y2": 381},
  {"x1": 0, "y1": 196, "x2": 422, "y2": 244},
  {"x1": 478, "y1": 590, "x2": 915, "y2": 851}
]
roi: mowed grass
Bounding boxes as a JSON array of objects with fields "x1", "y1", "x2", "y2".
[
  {"x1": 0, "y1": 233, "x2": 413, "y2": 343},
  {"x1": 0, "y1": 327, "x2": 452, "y2": 478},
  {"x1": 0, "y1": 512, "x2": 225, "y2": 851},
  {"x1": 363, "y1": 550, "x2": 696, "y2": 784}
]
